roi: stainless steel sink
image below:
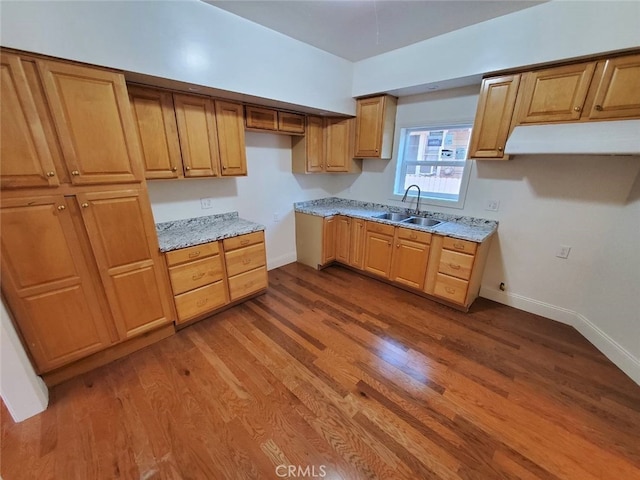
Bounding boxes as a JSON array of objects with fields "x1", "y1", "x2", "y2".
[
  {"x1": 372, "y1": 212, "x2": 412, "y2": 222},
  {"x1": 401, "y1": 217, "x2": 442, "y2": 227}
]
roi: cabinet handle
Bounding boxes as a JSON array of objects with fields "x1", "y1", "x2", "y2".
[
  {"x1": 497, "y1": 147, "x2": 503, "y2": 152},
  {"x1": 196, "y1": 298, "x2": 208, "y2": 307},
  {"x1": 453, "y1": 243, "x2": 465, "y2": 251},
  {"x1": 359, "y1": 224, "x2": 363, "y2": 229},
  {"x1": 192, "y1": 273, "x2": 205, "y2": 280},
  {"x1": 71, "y1": 170, "x2": 80, "y2": 176},
  {"x1": 188, "y1": 251, "x2": 201, "y2": 258},
  {"x1": 171, "y1": 166, "x2": 178, "y2": 172},
  {"x1": 240, "y1": 239, "x2": 250, "y2": 246},
  {"x1": 242, "y1": 258, "x2": 252, "y2": 265},
  {"x1": 595, "y1": 105, "x2": 603, "y2": 111},
  {"x1": 387, "y1": 241, "x2": 391, "y2": 246},
  {"x1": 573, "y1": 106, "x2": 582, "y2": 112},
  {"x1": 81, "y1": 202, "x2": 89, "y2": 208},
  {"x1": 46, "y1": 171, "x2": 56, "y2": 177},
  {"x1": 185, "y1": 166, "x2": 191, "y2": 171},
  {"x1": 396, "y1": 243, "x2": 400, "y2": 248},
  {"x1": 445, "y1": 287, "x2": 456, "y2": 294},
  {"x1": 222, "y1": 165, "x2": 227, "y2": 170},
  {"x1": 449, "y1": 263, "x2": 461, "y2": 270},
  {"x1": 57, "y1": 205, "x2": 66, "y2": 211}
]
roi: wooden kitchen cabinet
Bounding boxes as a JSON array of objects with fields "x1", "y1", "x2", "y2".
[
  {"x1": 173, "y1": 93, "x2": 220, "y2": 178},
  {"x1": 325, "y1": 117, "x2": 361, "y2": 173},
  {"x1": 0, "y1": 52, "x2": 60, "y2": 189},
  {"x1": 128, "y1": 85, "x2": 182, "y2": 179},
  {"x1": 390, "y1": 227, "x2": 431, "y2": 290},
  {"x1": 245, "y1": 105, "x2": 305, "y2": 135},
  {"x1": 216, "y1": 100, "x2": 247, "y2": 176},
  {"x1": 278, "y1": 111, "x2": 306, "y2": 134},
  {"x1": 586, "y1": 53, "x2": 640, "y2": 119},
  {"x1": 292, "y1": 115, "x2": 325, "y2": 173},
  {"x1": 323, "y1": 216, "x2": 337, "y2": 264},
  {"x1": 515, "y1": 62, "x2": 597, "y2": 124},
  {"x1": 223, "y1": 231, "x2": 268, "y2": 302},
  {"x1": 354, "y1": 95, "x2": 397, "y2": 159},
  {"x1": 349, "y1": 218, "x2": 366, "y2": 269},
  {"x1": 468, "y1": 75, "x2": 521, "y2": 160},
  {"x1": 363, "y1": 221, "x2": 394, "y2": 278},
  {"x1": 37, "y1": 58, "x2": 143, "y2": 185},
  {"x1": 335, "y1": 215, "x2": 351, "y2": 264}
]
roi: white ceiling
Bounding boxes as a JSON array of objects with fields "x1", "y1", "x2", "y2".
[{"x1": 206, "y1": 0, "x2": 544, "y2": 62}]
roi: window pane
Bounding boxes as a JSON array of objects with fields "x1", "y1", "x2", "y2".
[{"x1": 395, "y1": 125, "x2": 472, "y2": 202}]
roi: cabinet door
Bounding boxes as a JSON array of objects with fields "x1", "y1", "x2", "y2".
[
  {"x1": 37, "y1": 59, "x2": 143, "y2": 184},
  {"x1": 322, "y1": 216, "x2": 336, "y2": 264},
  {"x1": 173, "y1": 94, "x2": 220, "y2": 177},
  {"x1": 1, "y1": 53, "x2": 59, "y2": 188},
  {"x1": 215, "y1": 100, "x2": 247, "y2": 176},
  {"x1": 349, "y1": 218, "x2": 366, "y2": 269},
  {"x1": 363, "y1": 231, "x2": 393, "y2": 278},
  {"x1": 588, "y1": 54, "x2": 640, "y2": 120},
  {"x1": 390, "y1": 237, "x2": 430, "y2": 290},
  {"x1": 468, "y1": 75, "x2": 520, "y2": 160},
  {"x1": 335, "y1": 216, "x2": 351, "y2": 264},
  {"x1": 77, "y1": 189, "x2": 174, "y2": 339},
  {"x1": 517, "y1": 63, "x2": 596, "y2": 123},
  {"x1": 128, "y1": 85, "x2": 182, "y2": 179},
  {"x1": 278, "y1": 112, "x2": 305, "y2": 134},
  {"x1": 325, "y1": 117, "x2": 355, "y2": 172},
  {"x1": 354, "y1": 96, "x2": 385, "y2": 157},
  {"x1": 245, "y1": 106, "x2": 278, "y2": 131},
  {"x1": 0, "y1": 195, "x2": 113, "y2": 372},
  {"x1": 306, "y1": 115, "x2": 325, "y2": 172}
]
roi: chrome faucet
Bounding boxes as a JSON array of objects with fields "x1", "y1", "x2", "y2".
[{"x1": 401, "y1": 184, "x2": 421, "y2": 214}]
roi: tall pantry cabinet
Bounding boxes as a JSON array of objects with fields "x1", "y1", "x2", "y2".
[{"x1": 0, "y1": 50, "x2": 174, "y2": 382}]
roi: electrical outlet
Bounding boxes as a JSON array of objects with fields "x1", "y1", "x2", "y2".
[
  {"x1": 485, "y1": 199, "x2": 500, "y2": 212},
  {"x1": 273, "y1": 213, "x2": 280, "y2": 223},
  {"x1": 200, "y1": 197, "x2": 213, "y2": 209},
  {"x1": 556, "y1": 245, "x2": 571, "y2": 259}
]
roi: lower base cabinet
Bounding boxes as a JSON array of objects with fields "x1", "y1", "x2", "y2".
[{"x1": 295, "y1": 212, "x2": 494, "y2": 310}]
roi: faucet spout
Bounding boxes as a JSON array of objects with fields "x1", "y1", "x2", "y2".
[{"x1": 401, "y1": 184, "x2": 421, "y2": 215}]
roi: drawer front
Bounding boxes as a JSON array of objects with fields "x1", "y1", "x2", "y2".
[
  {"x1": 225, "y1": 243, "x2": 266, "y2": 277},
  {"x1": 165, "y1": 242, "x2": 220, "y2": 266},
  {"x1": 397, "y1": 227, "x2": 432, "y2": 244},
  {"x1": 366, "y1": 221, "x2": 395, "y2": 236},
  {"x1": 174, "y1": 281, "x2": 228, "y2": 323},
  {"x1": 223, "y1": 231, "x2": 264, "y2": 251},
  {"x1": 442, "y1": 237, "x2": 478, "y2": 255},
  {"x1": 433, "y1": 273, "x2": 469, "y2": 305},
  {"x1": 439, "y1": 249, "x2": 474, "y2": 281},
  {"x1": 245, "y1": 106, "x2": 278, "y2": 130},
  {"x1": 228, "y1": 267, "x2": 268, "y2": 301},
  {"x1": 169, "y1": 255, "x2": 224, "y2": 295},
  {"x1": 278, "y1": 112, "x2": 305, "y2": 134}
]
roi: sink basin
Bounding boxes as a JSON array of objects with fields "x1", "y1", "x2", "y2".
[
  {"x1": 401, "y1": 217, "x2": 442, "y2": 227},
  {"x1": 372, "y1": 212, "x2": 412, "y2": 222}
]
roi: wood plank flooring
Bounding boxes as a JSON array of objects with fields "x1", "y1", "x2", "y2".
[{"x1": 2, "y1": 263, "x2": 640, "y2": 479}]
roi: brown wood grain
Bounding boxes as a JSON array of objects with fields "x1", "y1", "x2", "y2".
[{"x1": 3, "y1": 263, "x2": 639, "y2": 479}]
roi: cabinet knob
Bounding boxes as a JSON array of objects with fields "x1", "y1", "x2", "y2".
[
  {"x1": 171, "y1": 166, "x2": 178, "y2": 172},
  {"x1": 185, "y1": 166, "x2": 191, "y2": 171},
  {"x1": 46, "y1": 171, "x2": 56, "y2": 177},
  {"x1": 595, "y1": 105, "x2": 603, "y2": 111},
  {"x1": 57, "y1": 205, "x2": 66, "y2": 211},
  {"x1": 222, "y1": 165, "x2": 227, "y2": 170},
  {"x1": 396, "y1": 244, "x2": 400, "y2": 248},
  {"x1": 71, "y1": 170, "x2": 80, "y2": 176},
  {"x1": 573, "y1": 106, "x2": 582, "y2": 112},
  {"x1": 81, "y1": 202, "x2": 89, "y2": 208},
  {"x1": 497, "y1": 147, "x2": 503, "y2": 152}
]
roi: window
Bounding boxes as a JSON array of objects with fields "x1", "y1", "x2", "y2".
[{"x1": 393, "y1": 124, "x2": 473, "y2": 209}]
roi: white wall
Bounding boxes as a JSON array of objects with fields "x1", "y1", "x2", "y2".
[
  {"x1": 353, "y1": 1, "x2": 640, "y2": 96},
  {"x1": 1, "y1": 301, "x2": 49, "y2": 422},
  {"x1": 341, "y1": 86, "x2": 640, "y2": 383},
  {"x1": 0, "y1": 0, "x2": 355, "y2": 115},
  {"x1": 148, "y1": 132, "x2": 356, "y2": 269}
]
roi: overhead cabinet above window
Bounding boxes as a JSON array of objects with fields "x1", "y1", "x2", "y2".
[{"x1": 354, "y1": 94, "x2": 397, "y2": 159}]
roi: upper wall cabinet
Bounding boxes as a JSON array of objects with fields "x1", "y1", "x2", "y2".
[
  {"x1": 245, "y1": 105, "x2": 305, "y2": 135},
  {"x1": 354, "y1": 94, "x2": 397, "y2": 159},
  {"x1": 586, "y1": 53, "x2": 640, "y2": 120},
  {"x1": 215, "y1": 100, "x2": 247, "y2": 176},
  {"x1": 0, "y1": 52, "x2": 60, "y2": 189},
  {"x1": 38, "y1": 58, "x2": 144, "y2": 185}
]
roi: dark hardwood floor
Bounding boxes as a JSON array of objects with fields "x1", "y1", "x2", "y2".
[{"x1": 2, "y1": 263, "x2": 640, "y2": 479}]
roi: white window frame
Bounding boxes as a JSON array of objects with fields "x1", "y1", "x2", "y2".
[{"x1": 391, "y1": 122, "x2": 473, "y2": 210}]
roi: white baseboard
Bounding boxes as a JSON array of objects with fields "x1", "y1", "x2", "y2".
[
  {"x1": 480, "y1": 286, "x2": 640, "y2": 386},
  {"x1": 267, "y1": 252, "x2": 297, "y2": 271}
]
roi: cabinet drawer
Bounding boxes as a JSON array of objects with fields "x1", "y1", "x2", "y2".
[
  {"x1": 433, "y1": 273, "x2": 469, "y2": 305},
  {"x1": 442, "y1": 237, "x2": 478, "y2": 255},
  {"x1": 397, "y1": 227, "x2": 432, "y2": 244},
  {"x1": 174, "y1": 281, "x2": 228, "y2": 323},
  {"x1": 245, "y1": 106, "x2": 277, "y2": 130},
  {"x1": 225, "y1": 243, "x2": 266, "y2": 277},
  {"x1": 165, "y1": 242, "x2": 219, "y2": 266},
  {"x1": 228, "y1": 267, "x2": 268, "y2": 301},
  {"x1": 278, "y1": 112, "x2": 305, "y2": 134},
  {"x1": 439, "y1": 249, "x2": 474, "y2": 281},
  {"x1": 223, "y1": 231, "x2": 264, "y2": 251},
  {"x1": 366, "y1": 221, "x2": 395, "y2": 236},
  {"x1": 169, "y1": 255, "x2": 224, "y2": 295}
]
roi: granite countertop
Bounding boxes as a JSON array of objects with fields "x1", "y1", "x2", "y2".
[
  {"x1": 156, "y1": 212, "x2": 265, "y2": 252},
  {"x1": 294, "y1": 197, "x2": 497, "y2": 243}
]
